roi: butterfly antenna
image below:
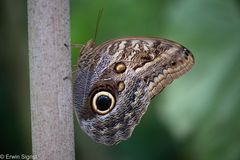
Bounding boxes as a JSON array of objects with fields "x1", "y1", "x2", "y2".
[{"x1": 93, "y1": 8, "x2": 104, "y2": 43}]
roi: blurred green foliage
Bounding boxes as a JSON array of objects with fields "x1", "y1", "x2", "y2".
[{"x1": 1, "y1": 0, "x2": 240, "y2": 160}]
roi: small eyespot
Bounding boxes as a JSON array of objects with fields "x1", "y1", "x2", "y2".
[
  {"x1": 92, "y1": 91, "x2": 115, "y2": 115},
  {"x1": 117, "y1": 81, "x2": 125, "y2": 92},
  {"x1": 183, "y1": 48, "x2": 190, "y2": 60},
  {"x1": 114, "y1": 62, "x2": 126, "y2": 73},
  {"x1": 143, "y1": 77, "x2": 148, "y2": 83},
  {"x1": 171, "y1": 61, "x2": 176, "y2": 66}
]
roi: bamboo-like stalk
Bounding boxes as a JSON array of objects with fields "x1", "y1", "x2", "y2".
[{"x1": 28, "y1": 0, "x2": 75, "y2": 159}]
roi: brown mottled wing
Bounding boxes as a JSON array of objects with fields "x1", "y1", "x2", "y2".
[{"x1": 74, "y1": 37, "x2": 194, "y2": 145}]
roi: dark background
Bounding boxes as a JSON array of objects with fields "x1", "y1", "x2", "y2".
[{"x1": 1, "y1": 0, "x2": 240, "y2": 160}]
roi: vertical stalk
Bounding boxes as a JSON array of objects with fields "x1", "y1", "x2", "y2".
[{"x1": 28, "y1": 0, "x2": 75, "y2": 159}]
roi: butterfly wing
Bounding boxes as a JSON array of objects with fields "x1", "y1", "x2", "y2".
[{"x1": 74, "y1": 37, "x2": 194, "y2": 145}]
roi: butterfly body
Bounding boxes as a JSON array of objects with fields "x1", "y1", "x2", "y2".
[{"x1": 74, "y1": 37, "x2": 194, "y2": 145}]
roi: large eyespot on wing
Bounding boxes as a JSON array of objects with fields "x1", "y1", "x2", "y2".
[{"x1": 91, "y1": 91, "x2": 116, "y2": 115}]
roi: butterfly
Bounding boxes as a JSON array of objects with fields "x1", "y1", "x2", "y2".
[{"x1": 73, "y1": 37, "x2": 194, "y2": 145}]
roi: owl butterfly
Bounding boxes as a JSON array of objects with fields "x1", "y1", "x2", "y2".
[{"x1": 74, "y1": 37, "x2": 194, "y2": 145}]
